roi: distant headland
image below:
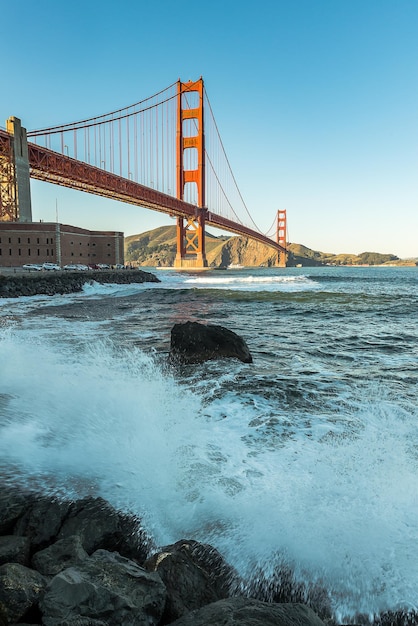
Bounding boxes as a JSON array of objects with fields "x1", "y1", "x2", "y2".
[{"x1": 125, "y1": 225, "x2": 418, "y2": 268}]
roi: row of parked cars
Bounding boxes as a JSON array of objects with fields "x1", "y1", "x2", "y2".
[
  {"x1": 22, "y1": 263, "x2": 124, "y2": 272},
  {"x1": 22, "y1": 263, "x2": 60, "y2": 271}
]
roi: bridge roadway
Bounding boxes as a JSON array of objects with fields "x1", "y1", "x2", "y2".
[{"x1": 0, "y1": 130, "x2": 286, "y2": 254}]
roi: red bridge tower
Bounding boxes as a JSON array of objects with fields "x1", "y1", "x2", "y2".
[
  {"x1": 174, "y1": 78, "x2": 208, "y2": 269},
  {"x1": 277, "y1": 209, "x2": 288, "y2": 267}
]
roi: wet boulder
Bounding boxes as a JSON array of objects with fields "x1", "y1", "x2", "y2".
[
  {"x1": 40, "y1": 549, "x2": 166, "y2": 626},
  {"x1": 0, "y1": 535, "x2": 30, "y2": 566},
  {"x1": 11, "y1": 493, "x2": 151, "y2": 565},
  {"x1": 169, "y1": 597, "x2": 326, "y2": 626},
  {"x1": 169, "y1": 321, "x2": 253, "y2": 364},
  {"x1": 0, "y1": 487, "x2": 32, "y2": 535},
  {"x1": 13, "y1": 496, "x2": 72, "y2": 552},
  {"x1": 57, "y1": 496, "x2": 151, "y2": 563},
  {"x1": 144, "y1": 539, "x2": 238, "y2": 623},
  {"x1": 0, "y1": 562, "x2": 47, "y2": 624},
  {"x1": 32, "y1": 535, "x2": 89, "y2": 577}
]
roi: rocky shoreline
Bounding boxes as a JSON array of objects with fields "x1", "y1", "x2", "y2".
[
  {"x1": 1, "y1": 486, "x2": 417, "y2": 625},
  {"x1": 0, "y1": 269, "x2": 160, "y2": 298},
  {"x1": 0, "y1": 486, "x2": 328, "y2": 626}
]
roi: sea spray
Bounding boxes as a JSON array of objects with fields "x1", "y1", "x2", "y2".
[{"x1": 1, "y1": 266, "x2": 418, "y2": 621}]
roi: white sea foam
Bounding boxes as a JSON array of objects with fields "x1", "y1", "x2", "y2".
[
  {"x1": 76, "y1": 270, "x2": 319, "y2": 294},
  {"x1": 81, "y1": 280, "x2": 152, "y2": 297},
  {"x1": 149, "y1": 271, "x2": 318, "y2": 292},
  {"x1": 181, "y1": 274, "x2": 317, "y2": 291},
  {"x1": 1, "y1": 322, "x2": 418, "y2": 620}
]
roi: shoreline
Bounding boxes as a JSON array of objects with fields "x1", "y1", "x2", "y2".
[
  {"x1": 0, "y1": 484, "x2": 329, "y2": 626},
  {"x1": 1, "y1": 484, "x2": 416, "y2": 625},
  {"x1": 0, "y1": 268, "x2": 160, "y2": 298}
]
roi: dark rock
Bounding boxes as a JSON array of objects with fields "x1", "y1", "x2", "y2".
[
  {"x1": 40, "y1": 617, "x2": 111, "y2": 626},
  {"x1": 0, "y1": 269, "x2": 160, "y2": 299},
  {"x1": 57, "y1": 496, "x2": 151, "y2": 562},
  {"x1": 10, "y1": 493, "x2": 151, "y2": 565},
  {"x1": 13, "y1": 496, "x2": 72, "y2": 553},
  {"x1": 40, "y1": 549, "x2": 166, "y2": 626},
  {"x1": 169, "y1": 597, "x2": 326, "y2": 626},
  {"x1": 145, "y1": 539, "x2": 238, "y2": 623},
  {"x1": 0, "y1": 563, "x2": 47, "y2": 624},
  {"x1": 169, "y1": 321, "x2": 253, "y2": 364},
  {"x1": 0, "y1": 488, "x2": 31, "y2": 535},
  {"x1": 31, "y1": 535, "x2": 88, "y2": 577},
  {"x1": 0, "y1": 535, "x2": 30, "y2": 566}
]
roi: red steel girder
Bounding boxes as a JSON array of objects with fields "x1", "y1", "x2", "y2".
[
  {"x1": 206, "y1": 211, "x2": 287, "y2": 254},
  {"x1": 28, "y1": 142, "x2": 198, "y2": 220},
  {"x1": 0, "y1": 131, "x2": 285, "y2": 254},
  {"x1": 0, "y1": 129, "x2": 18, "y2": 221}
]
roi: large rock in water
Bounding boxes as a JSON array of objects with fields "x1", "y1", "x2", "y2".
[{"x1": 170, "y1": 321, "x2": 253, "y2": 364}]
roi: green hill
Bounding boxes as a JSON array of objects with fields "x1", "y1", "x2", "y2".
[
  {"x1": 125, "y1": 226, "x2": 228, "y2": 266},
  {"x1": 125, "y1": 226, "x2": 415, "y2": 267}
]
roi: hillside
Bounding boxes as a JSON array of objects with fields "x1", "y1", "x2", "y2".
[
  {"x1": 125, "y1": 226, "x2": 417, "y2": 267},
  {"x1": 124, "y1": 226, "x2": 229, "y2": 267}
]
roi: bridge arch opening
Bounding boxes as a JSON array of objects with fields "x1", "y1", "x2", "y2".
[
  {"x1": 182, "y1": 119, "x2": 198, "y2": 138},
  {"x1": 183, "y1": 181, "x2": 198, "y2": 205},
  {"x1": 183, "y1": 147, "x2": 198, "y2": 171},
  {"x1": 181, "y1": 90, "x2": 199, "y2": 110}
]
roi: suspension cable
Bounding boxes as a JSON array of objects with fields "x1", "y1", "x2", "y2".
[
  {"x1": 264, "y1": 213, "x2": 278, "y2": 238},
  {"x1": 28, "y1": 82, "x2": 178, "y2": 136},
  {"x1": 204, "y1": 91, "x2": 265, "y2": 234}
]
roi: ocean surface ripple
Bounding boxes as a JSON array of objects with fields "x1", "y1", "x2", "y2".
[{"x1": 1, "y1": 265, "x2": 417, "y2": 622}]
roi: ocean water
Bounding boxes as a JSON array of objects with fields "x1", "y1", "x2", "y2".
[{"x1": 0, "y1": 265, "x2": 417, "y2": 622}]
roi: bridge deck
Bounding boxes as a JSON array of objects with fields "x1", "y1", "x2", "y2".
[{"x1": 0, "y1": 130, "x2": 286, "y2": 254}]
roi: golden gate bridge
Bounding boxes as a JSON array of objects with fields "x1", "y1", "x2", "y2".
[{"x1": 0, "y1": 78, "x2": 287, "y2": 267}]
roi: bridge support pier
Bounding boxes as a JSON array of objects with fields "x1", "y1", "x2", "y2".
[
  {"x1": 174, "y1": 212, "x2": 208, "y2": 268},
  {"x1": 277, "y1": 252, "x2": 288, "y2": 267},
  {"x1": 0, "y1": 117, "x2": 32, "y2": 222}
]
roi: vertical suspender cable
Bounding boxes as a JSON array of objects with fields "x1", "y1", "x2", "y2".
[
  {"x1": 127, "y1": 115, "x2": 130, "y2": 180},
  {"x1": 103, "y1": 120, "x2": 107, "y2": 172},
  {"x1": 134, "y1": 113, "x2": 138, "y2": 182},
  {"x1": 119, "y1": 118, "x2": 122, "y2": 176},
  {"x1": 109, "y1": 122, "x2": 111, "y2": 171},
  {"x1": 156, "y1": 104, "x2": 159, "y2": 190}
]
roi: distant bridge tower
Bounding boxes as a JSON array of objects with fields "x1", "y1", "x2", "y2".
[
  {"x1": 276, "y1": 209, "x2": 288, "y2": 267},
  {"x1": 174, "y1": 78, "x2": 208, "y2": 269},
  {"x1": 0, "y1": 117, "x2": 32, "y2": 222}
]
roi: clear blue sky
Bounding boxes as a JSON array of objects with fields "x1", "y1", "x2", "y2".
[{"x1": 2, "y1": 0, "x2": 417, "y2": 257}]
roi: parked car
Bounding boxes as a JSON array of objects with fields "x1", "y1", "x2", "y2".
[
  {"x1": 97, "y1": 263, "x2": 110, "y2": 269},
  {"x1": 22, "y1": 264, "x2": 43, "y2": 271},
  {"x1": 63, "y1": 264, "x2": 89, "y2": 271},
  {"x1": 42, "y1": 263, "x2": 61, "y2": 271},
  {"x1": 115, "y1": 264, "x2": 125, "y2": 269},
  {"x1": 88, "y1": 264, "x2": 100, "y2": 270}
]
